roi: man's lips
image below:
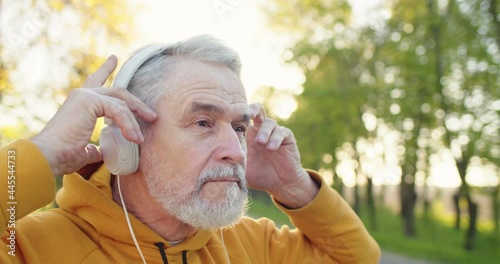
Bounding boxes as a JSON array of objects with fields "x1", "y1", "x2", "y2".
[
  {"x1": 203, "y1": 177, "x2": 242, "y2": 189},
  {"x1": 207, "y1": 177, "x2": 239, "y2": 183}
]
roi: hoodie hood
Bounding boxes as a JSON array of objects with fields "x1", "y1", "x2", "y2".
[{"x1": 55, "y1": 163, "x2": 213, "y2": 254}]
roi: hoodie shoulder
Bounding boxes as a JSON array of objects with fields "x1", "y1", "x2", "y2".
[{"x1": 15, "y1": 208, "x2": 100, "y2": 263}]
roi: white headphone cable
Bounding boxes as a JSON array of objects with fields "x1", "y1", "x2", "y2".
[
  {"x1": 117, "y1": 175, "x2": 147, "y2": 264},
  {"x1": 220, "y1": 229, "x2": 231, "y2": 264}
]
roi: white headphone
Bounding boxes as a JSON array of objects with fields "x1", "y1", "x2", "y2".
[{"x1": 99, "y1": 45, "x2": 165, "y2": 175}]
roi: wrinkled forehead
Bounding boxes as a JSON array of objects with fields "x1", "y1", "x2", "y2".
[
  {"x1": 171, "y1": 60, "x2": 246, "y2": 97},
  {"x1": 161, "y1": 60, "x2": 249, "y2": 115}
]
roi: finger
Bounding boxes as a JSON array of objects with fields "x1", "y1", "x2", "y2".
[
  {"x1": 98, "y1": 95, "x2": 144, "y2": 143},
  {"x1": 249, "y1": 103, "x2": 267, "y2": 127},
  {"x1": 108, "y1": 97, "x2": 144, "y2": 143},
  {"x1": 82, "y1": 55, "x2": 118, "y2": 88},
  {"x1": 254, "y1": 117, "x2": 278, "y2": 145},
  {"x1": 91, "y1": 87, "x2": 157, "y2": 122},
  {"x1": 266, "y1": 126, "x2": 293, "y2": 150}
]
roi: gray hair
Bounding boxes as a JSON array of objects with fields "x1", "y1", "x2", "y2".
[{"x1": 126, "y1": 35, "x2": 242, "y2": 133}]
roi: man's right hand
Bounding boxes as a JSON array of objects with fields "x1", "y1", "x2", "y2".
[{"x1": 30, "y1": 55, "x2": 157, "y2": 176}]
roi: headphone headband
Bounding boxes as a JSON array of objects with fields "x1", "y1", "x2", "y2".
[
  {"x1": 104, "y1": 44, "x2": 165, "y2": 126},
  {"x1": 112, "y1": 44, "x2": 166, "y2": 89}
]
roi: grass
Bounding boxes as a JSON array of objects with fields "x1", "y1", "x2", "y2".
[
  {"x1": 363, "y1": 206, "x2": 500, "y2": 264},
  {"x1": 248, "y1": 195, "x2": 500, "y2": 264},
  {"x1": 247, "y1": 192, "x2": 293, "y2": 227}
]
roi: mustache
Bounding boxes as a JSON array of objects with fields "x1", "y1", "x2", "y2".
[{"x1": 197, "y1": 164, "x2": 247, "y2": 190}]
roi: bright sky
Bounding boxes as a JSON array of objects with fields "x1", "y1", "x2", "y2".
[
  {"x1": 2, "y1": 0, "x2": 496, "y2": 188},
  {"x1": 121, "y1": 0, "x2": 305, "y2": 101},
  {"x1": 1, "y1": 0, "x2": 305, "y2": 132},
  {"x1": 116, "y1": 0, "x2": 385, "y2": 119},
  {"x1": 122, "y1": 0, "x2": 386, "y2": 99},
  {"x1": 1, "y1": 0, "x2": 381, "y2": 123},
  {"x1": 0, "y1": 0, "x2": 383, "y2": 134}
]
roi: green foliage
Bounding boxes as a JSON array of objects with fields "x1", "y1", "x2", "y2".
[
  {"x1": 363, "y1": 206, "x2": 500, "y2": 263},
  {"x1": 0, "y1": 0, "x2": 138, "y2": 142},
  {"x1": 250, "y1": 189, "x2": 500, "y2": 263},
  {"x1": 264, "y1": 0, "x2": 499, "y2": 171},
  {"x1": 380, "y1": 0, "x2": 500, "y2": 163},
  {"x1": 262, "y1": 0, "x2": 374, "y2": 172},
  {"x1": 262, "y1": 0, "x2": 352, "y2": 43},
  {"x1": 263, "y1": 0, "x2": 499, "y2": 250}
]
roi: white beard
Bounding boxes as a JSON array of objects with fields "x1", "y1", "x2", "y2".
[{"x1": 142, "y1": 153, "x2": 248, "y2": 230}]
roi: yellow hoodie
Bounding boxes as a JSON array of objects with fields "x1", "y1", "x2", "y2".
[{"x1": 1, "y1": 139, "x2": 380, "y2": 263}]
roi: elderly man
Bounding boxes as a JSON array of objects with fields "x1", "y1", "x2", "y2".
[{"x1": 0, "y1": 35, "x2": 380, "y2": 263}]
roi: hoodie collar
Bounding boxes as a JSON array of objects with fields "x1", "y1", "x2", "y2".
[{"x1": 55, "y1": 163, "x2": 213, "y2": 252}]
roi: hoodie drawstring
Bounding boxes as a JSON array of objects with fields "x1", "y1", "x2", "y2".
[
  {"x1": 154, "y1": 242, "x2": 188, "y2": 264},
  {"x1": 154, "y1": 242, "x2": 169, "y2": 264},
  {"x1": 182, "y1": 250, "x2": 188, "y2": 264}
]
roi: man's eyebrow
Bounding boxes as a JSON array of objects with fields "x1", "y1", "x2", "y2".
[
  {"x1": 187, "y1": 101, "x2": 251, "y2": 124},
  {"x1": 239, "y1": 114, "x2": 251, "y2": 124},
  {"x1": 188, "y1": 101, "x2": 227, "y2": 114}
]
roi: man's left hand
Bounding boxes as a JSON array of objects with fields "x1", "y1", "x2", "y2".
[{"x1": 245, "y1": 103, "x2": 319, "y2": 208}]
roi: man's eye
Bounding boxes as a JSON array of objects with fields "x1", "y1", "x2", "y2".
[
  {"x1": 234, "y1": 125, "x2": 246, "y2": 133},
  {"x1": 196, "y1": 120, "x2": 210, "y2": 127}
]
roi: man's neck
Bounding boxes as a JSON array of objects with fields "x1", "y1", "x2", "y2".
[{"x1": 111, "y1": 174, "x2": 196, "y2": 242}]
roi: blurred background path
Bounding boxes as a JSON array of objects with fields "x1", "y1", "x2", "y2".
[{"x1": 380, "y1": 251, "x2": 438, "y2": 264}]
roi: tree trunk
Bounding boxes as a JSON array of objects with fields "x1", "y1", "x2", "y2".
[
  {"x1": 378, "y1": 184, "x2": 386, "y2": 208},
  {"x1": 400, "y1": 164, "x2": 418, "y2": 237},
  {"x1": 454, "y1": 156, "x2": 479, "y2": 250},
  {"x1": 464, "y1": 197, "x2": 478, "y2": 250},
  {"x1": 422, "y1": 153, "x2": 432, "y2": 222},
  {"x1": 352, "y1": 145, "x2": 362, "y2": 215},
  {"x1": 422, "y1": 190, "x2": 431, "y2": 222},
  {"x1": 454, "y1": 156, "x2": 470, "y2": 228},
  {"x1": 366, "y1": 177, "x2": 377, "y2": 231},
  {"x1": 353, "y1": 174, "x2": 361, "y2": 215},
  {"x1": 453, "y1": 193, "x2": 462, "y2": 230}
]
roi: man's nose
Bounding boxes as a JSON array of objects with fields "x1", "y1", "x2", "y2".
[{"x1": 214, "y1": 124, "x2": 246, "y2": 164}]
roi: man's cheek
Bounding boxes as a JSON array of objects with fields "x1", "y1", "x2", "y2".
[{"x1": 241, "y1": 140, "x2": 248, "y2": 153}]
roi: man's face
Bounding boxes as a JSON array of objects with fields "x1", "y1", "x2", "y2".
[{"x1": 140, "y1": 59, "x2": 250, "y2": 229}]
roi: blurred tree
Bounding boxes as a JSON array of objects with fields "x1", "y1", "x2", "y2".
[
  {"x1": 380, "y1": 0, "x2": 500, "y2": 247},
  {"x1": 374, "y1": 0, "x2": 442, "y2": 238},
  {"x1": 263, "y1": 0, "x2": 499, "y2": 245},
  {"x1": 262, "y1": 0, "x2": 383, "y2": 230},
  {"x1": 429, "y1": 0, "x2": 499, "y2": 250},
  {"x1": 0, "y1": 0, "x2": 138, "y2": 145},
  {"x1": 261, "y1": 0, "x2": 356, "y2": 185}
]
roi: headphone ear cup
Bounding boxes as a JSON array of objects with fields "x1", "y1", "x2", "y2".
[
  {"x1": 99, "y1": 125, "x2": 139, "y2": 175},
  {"x1": 98, "y1": 45, "x2": 163, "y2": 176}
]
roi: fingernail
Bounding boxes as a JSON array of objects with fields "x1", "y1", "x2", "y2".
[
  {"x1": 268, "y1": 143, "x2": 276, "y2": 150},
  {"x1": 257, "y1": 134, "x2": 266, "y2": 143}
]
